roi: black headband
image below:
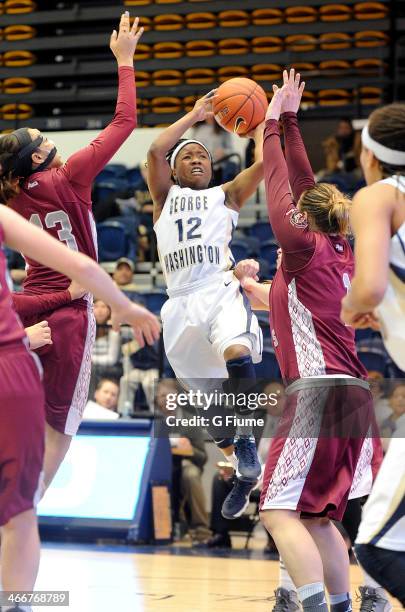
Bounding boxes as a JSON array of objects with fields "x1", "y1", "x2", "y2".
[{"x1": 2, "y1": 127, "x2": 55, "y2": 179}]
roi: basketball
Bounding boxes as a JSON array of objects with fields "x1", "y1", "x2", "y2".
[{"x1": 213, "y1": 77, "x2": 268, "y2": 136}]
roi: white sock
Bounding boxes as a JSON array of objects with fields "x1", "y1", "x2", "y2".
[
  {"x1": 297, "y1": 582, "x2": 325, "y2": 602},
  {"x1": 226, "y1": 451, "x2": 238, "y2": 471},
  {"x1": 362, "y1": 568, "x2": 385, "y2": 590},
  {"x1": 279, "y1": 558, "x2": 297, "y2": 591},
  {"x1": 329, "y1": 593, "x2": 350, "y2": 604}
]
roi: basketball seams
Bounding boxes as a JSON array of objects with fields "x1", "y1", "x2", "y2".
[{"x1": 214, "y1": 78, "x2": 267, "y2": 134}]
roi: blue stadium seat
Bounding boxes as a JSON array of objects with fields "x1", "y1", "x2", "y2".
[
  {"x1": 231, "y1": 240, "x2": 250, "y2": 262},
  {"x1": 126, "y1": 166, "x2": 143, "y2": 188},
  {"x1": 250, "y1": 221, "x2": 274, "y2": 242},
  {"x1": 96, "y1": 164, "x2": 127, "y2": 182},
  {"x1": 260, "y1": 239, "x2": 279, "y2": 265},
  {"x1": 356, "y1": 340, "x2": 389, "y2": 375},
  {"x1": 94, "y1": 178, "x2": 130, "y2": 203},
  {"x1": 141, "y1": 290, "x2": 168, "y2": 314},
  {"x1": 97, "y1": 220, "x2": 136, "y2": 262},
  {"x1": 255, "y1": 347, "x2": 280, "y2": 379}
]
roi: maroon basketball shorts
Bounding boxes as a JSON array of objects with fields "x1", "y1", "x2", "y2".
[
  {"x1": 0, "y1": 345, "x2": 45, "y2": 526},
  {"x1": 23, "y1": 301, "x2": 96, "y2": 436},
  {"x1": 260, "y1": 377, "x2": 376, "y2": 521}
]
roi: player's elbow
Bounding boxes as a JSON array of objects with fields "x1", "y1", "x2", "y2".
[{"x1": 355, "y1": 284, "x2": 386, "y2": 310}]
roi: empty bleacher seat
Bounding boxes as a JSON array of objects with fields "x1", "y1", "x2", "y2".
[
  {"x1": 260, "y1": 240, "x2": 279, "y2": 265},
  {"x1": 155, "y1": 0, "x2": 182, "y2": 4},
  {"x1": 1, "y1": 103, "x2": 33, "y2": 120},
  {"x1": 285, "y1": 35, "x2": 317, "y2": 52},
  {"x1": 137, "y1": 16, "x2": 152, "y2": 31},
  {"x1": 250, "y1": 222, "x2": 274, "y2": 242},
  {"x1": 185, "y1": 40, "x2": 216, "y2": 57},
  {"x1": 4, "y1": 24, "x2": 36, "y2": 40},
  {"x1": 354, "y1": 31, "x2": 389, "y2": 47},
  {"x1": 135, "y1": 71, "x2": 151, "y2": 87},
  {"x1": 185, "y1": 12, "x2": 216, "y2": 29},
  {"x1": 3, "y1": 77, "x2": 35, "y2": 94},
  {"x1": 251, "y1": 36, "x2": 283, "y2": 54},
  {"x1": 354, "y1": 2, "x2": 389, "y2": 20},
  {"x1": 285, "y1": 6, "x2": 317, "y2": 23},
  {"x1": 319, "y1": 4, "x2": 352, "y2": 21},
  {"x1": 134, "y1": 43, "x2": 152, "y2": 60},
  {"x1": 151, "y1": 97, "x2": 182, "y2": 113},
  {"x1": 218, "y1": 39, "x2": 249, "y2": 55},
  {"x1": 319, "y1": 32, "x2": 351, "y2": 50},
  {"x1": 95, "y1": 178, "x2": 129, "y2": 203},
  {"x1": 318, "y1": 89, "x2": 352, "y2": 106},
  {"x1": 252, "y1": 8, "x2": 283, "y2": 26},
  {"x1": 141, "y1": 291, "x2": 168, "y2": 314},
  {"x1": 97, "y1": 221, "x2": 136, "y2": 263},
  {"x1": 291, "y1": 62, "x2": 316, "y2": 75},
  {"x1": 358, "y1": 86, "x2": 383, "y2": 105},
  {"x1": 353, "y1": 58, "x2": 386, "y2": 75},
  {"x1": 154, "y1": 14, "x2": 184, "y2": 31},
  {"x1": 217, "y1": 66, "x2": 249, "y2": 82},
  {"x1": 137, "y1": 98, "x2": 150, "y2": 115},
  {"x1": 3, "y1": 50, "x2": 36, "y2": 66},
  {"x1": 231, "y1": 240, "x2": 250, "y2": 262},
  {"x1": 218, "y1": 10, "x2": 250, "y2": 28},
  {"x1": 153, "y1": 42, "x2": 183, "y2": 59},
  {"x1": 183, "y1": 96, "x2": 198, "y2": 112},
  {"x1": 152, "y1": 70, "x2": 183, "y2": 86},
  {"x1": 252, "y1": 64, "x2": 283, "y2": 82},
  {"x1": 124, "y1": 0, "x2": 152, "y2": 5},
  {"x1": 96, "y1": 164, "x2": 127, "y2": 181},
  {"x1": 356, "y1": 343, "x2": 388, "y2": 374},
  {"x1": 319, "y1": 60, "x2": 351, "y2": 76},
  {"x1": 5, "y1": 0, "x2": 36, "y2": 13},
  {"x1": 185, "y1": 68, "x2": 215, "y2": 85}
]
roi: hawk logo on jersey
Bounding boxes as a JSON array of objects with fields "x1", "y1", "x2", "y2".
[
  {"x1": 288, "y1": 209, "x2": 308, "y2": 229},
  {"x1": 27, "y1": 180, "x2": 39, "y2": 189}
]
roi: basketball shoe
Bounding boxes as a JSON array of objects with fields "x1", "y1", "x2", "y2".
[
  {"x1": 234, "y1": 435, "x2": 261, "y2": 481},
  {"x1": 358, "y1": 587, "x2": 393, "y2": 612},
  {"x1": 221, "y1": 475, "x2": 258, "y2": 519},
  {"x1": 270, "y1": 588, "x2": 300, "y2": 612}
]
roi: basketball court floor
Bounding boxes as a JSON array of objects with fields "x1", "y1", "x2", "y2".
[{"x1": 32, "y1": 535, "x2": 401, "y2": 612}]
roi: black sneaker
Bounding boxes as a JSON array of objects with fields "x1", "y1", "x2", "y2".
[
  {"x1": 193, "y1": 532, "x2": 232, "y2": 549},
  {"x1": 358, "y1": 587, "x2": 392, "y2": 612},
  {"x1": 270, "y1": 587, "x2": 300, "y2": 612},
  {"x1": 234, "y1": 435, "x2": 261, "y2": 481},
  {"x1": 221, "y1": 476, "x2": 258, "y2": 519}
]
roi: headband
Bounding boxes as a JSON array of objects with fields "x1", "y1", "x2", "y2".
[
  {"x1": 168, "y1": 139, "x2": 212, "y2": 170},
  {"x1": 361, "y1": 124, "x2": 405, "y2": 166},
  {"x1": 2, "y1": 127, "x2": 57, "y2": 179}
]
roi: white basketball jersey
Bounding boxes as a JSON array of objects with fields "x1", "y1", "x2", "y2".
[
  {"x1": 375, "y1": 175, "x2": 405, "y2": 370},
  {"x1": 154, "y1": 184, "x2": 239, "y2": 292}
]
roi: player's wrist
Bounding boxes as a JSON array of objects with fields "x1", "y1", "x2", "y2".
[{"x1": 117, "y1": 59, "x2": 134, "y2": 68}]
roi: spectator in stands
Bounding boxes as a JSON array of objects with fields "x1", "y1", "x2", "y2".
[
  {"x1": 90, "y1": 299, "x2": 122, "y2": 394},
  {"x1": 119, "y1": 334, "x2": 159, "y2": 415},
  {"x1": 84, "y1": 378, "x2": 120, "y2": 421},
  {"x1": 155, "y1": 379, "x2": 211, "y2": 544},
  {"x1": 368, "y1": 369, "x2": 392, "y2": 426},
  {"x1": 380, "y1": 382, "x2": 405, "y2": 449},
  {"x1": 316, "y1": 119, "x2": 361, "y2": 191},
  {"x1": 112, "y1": 257, "x2": 140, "y2": 300}
]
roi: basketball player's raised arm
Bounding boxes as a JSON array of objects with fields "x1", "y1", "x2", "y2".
[
  {"x1": 62, "y1": 13, "x2": 143, "y2": 192},
  {"x1": 279, "y1": 69, "x2": 315, "y2": 202},
  {"x1": 222, "y1": 126, "x2": 264, "y2": 210},
  {"x1": 0, "y1": 206, "x2": 160, "y2": 348},
  {"x1": 263, "y1": 86, "x2": 314, "y2": 254},
  {"x1": 147, "y1": 92, "x2": 216, "y2": 218},
  {"x1": 341, "y1": 185, "x2": 392, "y2": 325}
]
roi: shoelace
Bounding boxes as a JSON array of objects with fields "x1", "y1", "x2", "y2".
[
  {"x1": 237, "y1": 438, "x2": 258, "y2": 467},
  {"x1": 356, "y1": 589, "x2": 378, "y2": 612},
  {"x1": 269, "y1": 591, "x2": 291, "y2": 612}
]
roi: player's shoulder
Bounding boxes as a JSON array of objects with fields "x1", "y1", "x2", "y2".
[{"x1": 353, "y1": 181, "x2": 398, "y2": 211}]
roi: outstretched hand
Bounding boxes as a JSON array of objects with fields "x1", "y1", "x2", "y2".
[
  {"x1": 110, "y1": 302, "x2": 161, "y2": 349},
  {"x1": 280, "y1": 68, "x2": 305, "y2": 114},
  {"x1": 192, "y1": 89, "x2": 218, "y2": 122},
  {"x1": 110, "y1": 11, "x2": 144, "y2": 66},
  {"x1": 265, "y1": 83, "x2": 287, "y2": 122}
]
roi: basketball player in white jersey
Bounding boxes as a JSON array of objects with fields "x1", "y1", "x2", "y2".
[
  {"x1": 341, "y1": 103, "x2": 405, "y2": 607},
  {"x1": 148, "y1": 92, "x2": 264, "y2": 518}
]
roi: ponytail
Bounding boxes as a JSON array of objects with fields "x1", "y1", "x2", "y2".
[
  {"x1": 0, "y1": 134, "x2": 20, "y2": 204},
  {"x1": 299, "y1": 183, "x2": 351, "y2": 236}
]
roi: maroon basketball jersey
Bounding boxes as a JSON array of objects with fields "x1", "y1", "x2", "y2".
[
  {"x1": 0, "y1": 225, "x2": 27, "y2": 348},
  {"x1": 9, "y1": 66, "x2": 136, "y2": 296},
  {"x1": 264, "y1": 113, "x2": 367, "y2": 383},
  {"x1": 270, "y1": 234, "x2": 367, "y2": 382}
]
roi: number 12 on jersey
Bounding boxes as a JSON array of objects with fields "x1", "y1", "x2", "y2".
[{"x1": 175, "y1": 217, "x2": 202, "y2": 243}]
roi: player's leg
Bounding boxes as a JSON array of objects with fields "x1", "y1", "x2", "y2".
[
  {"x1": 0, "y1": 509, "x2": 40, "y2": 592},
  {"x1": 0, "y1": 350, "x2": 45, "y2": 597},
  {"x1": 355, "y1": 545, "x2": 405, "y2": 606},
  {"x1": 40, "y1": 304, "x2": 95, "y2": 493},
  {"x1": 261, "y1": 509, "x2": 329, "y2": 612}
]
